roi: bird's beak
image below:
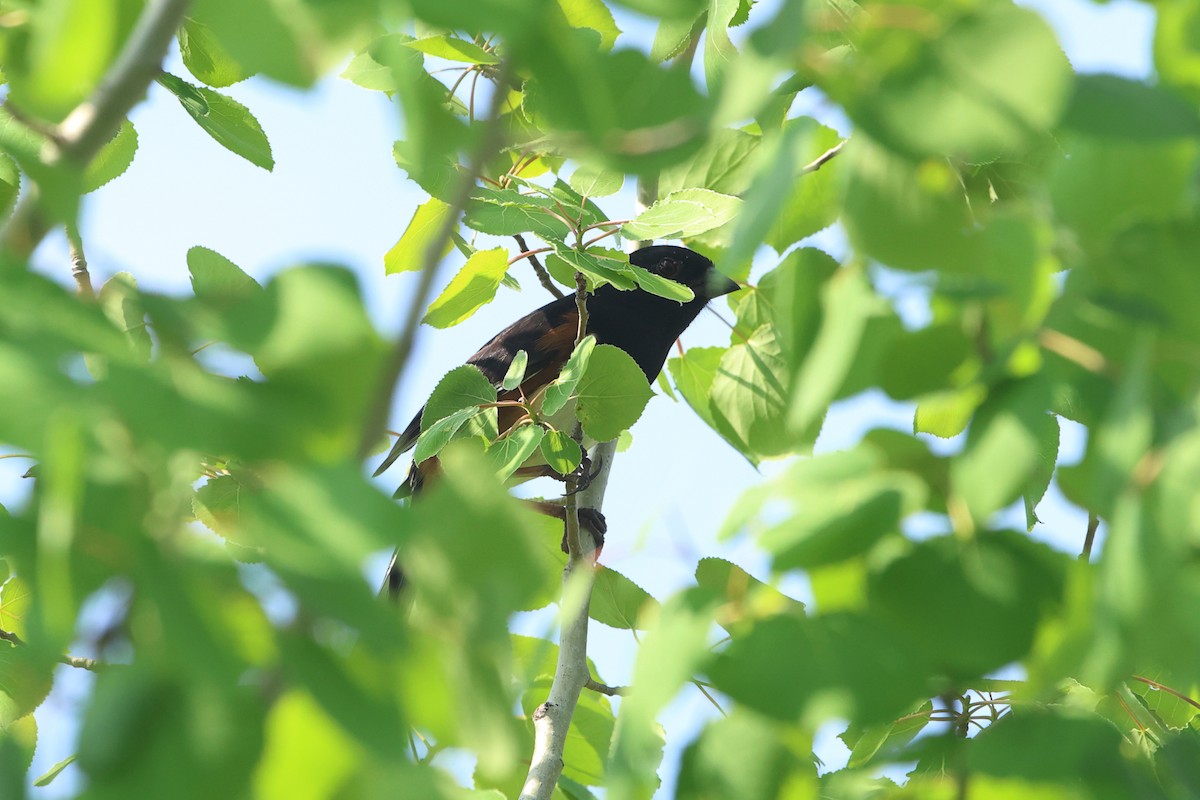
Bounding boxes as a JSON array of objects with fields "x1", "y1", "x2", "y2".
[{"x1": 705, "y1": 271, "x2": 740, "y2": 298}]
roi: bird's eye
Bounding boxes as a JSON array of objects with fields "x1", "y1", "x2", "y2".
[{"x1": 660, "y1": 258, "x2": 680, "y2": 278}]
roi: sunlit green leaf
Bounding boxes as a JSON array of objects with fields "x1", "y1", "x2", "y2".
[
  {"x1": 385, "y1": 198, "x2": 454, "y2": 275},
  {"x1": 575, "y1": 344, "x2": 654, "y2": 441},
  {"x1": 423, "y1": 247, "x2": 510, "y2": 328},
  {"x1": 623, "y1": 188, "x2": 742, "y2": 241},
  {"x1": 83, "y1": 119, "x2": 138, "y2": 192},
  {"x1": 543, "y1": 335, "x2": 596, "y2": 417},
  {"x1": 179, "y1": 17, "x2": 253, "y2": 87},
  {"x1": 159, "y1": 73, "x2": 274, "y2": 170}
]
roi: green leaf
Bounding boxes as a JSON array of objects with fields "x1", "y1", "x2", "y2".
[
  {"x1": 709, "y1": 324, "x2": 792, "y2": 462},
  {"x1": 842, "y1": 136, "x2": 981, "y2": 272},
  {"x1": 608, "y1": 588, "x2": 716, "y2": 798},
  {"x1": 522, "y1": 40, "x2": 710, "y2": 171},
  {"x1": 1023, "y1": 413, "x2": 1060, "y2": 530},
  {"x1": 626, "y1": 263, "x2": 694, "y2": 302},
  {"x1": 952, "y1": 379, "x2": 1055, "y2": 523},
  {"x1": 677, "y1": 709, "x2": 818, "y2": 798},
  {"x1": 179, "y1": 17, "x2": 253, "y2": 87},
  {"x1": 422, "y1": 364, "x2": 499, "y2": 444},
  {"x1": 159, "y1": 73, "x2": 274, "y2": 170},
  {"x1": 870, "y1": 532, "x2": 1066, "y2": 679},
  {"x1": 558, "y1": 0, "x2": 621, "y2": 50},
  {"x1": 658, "y1": 127, "x2": 760, "y2": 197},
  {"x1": 188, "y1": 245, "x2": 262, "y2": 303},
  {"x1": 463, "y1": 187, "x2": 570, "y2": 239},
  {"x1": 568, "y1": 164, "x2": 624, "y2": 197},
  {"x1": 0, "y1": 642, "x2": 54, "y2": 728},
  {"x1": 539, "y1": 429, "x2": 582, "y2": 476},
  {"x1": 97, "y1": 272, "x2": 152, "y2": 361},
  {"x1": 33, "y1": 754, "x2": 77, "y2": 787},
  {"x1": 83, "y1": 119, "x2": 138, "y2": 193},
  {"x1": 841, "y1": 700, "x2": 933, "y2": 769},
  {"x1": 590, "y1": 566, "x2": 659, "y2": 630},
  {"x1": 0, "y1": 153, "x2": 19, "y2": 220},
  {"x1": 502, "y1": 350, "x2": 528, "y2": 391},
  {"x1": 878, "y1": 324, "x2": 973, "y2": 401},
  {"x1": 695, "y1": 557, "x2": 805, "y2": 637},
  {"x1": 708, "y1": 613, "x2": 925, "y2": 724},
  {"x1": 385, "y1": 198, "x2": 454, "y2": 275},
  {"x1": 831, "y1": 3, "x2": 1072, "y2": 160},
  {"x1": 542, "y1": 336, "x2": 596, "y2": 417},
  {"x1": 423, "y1": 247, "x2": 509, "y2": 328},
  {"x1": 484, "y1": 424, "x2": 545, "y2": 480},
  {"x1": 404, "y1": 35, "x2": 499, "y2": 64},
  {"x1": 0, "y1": 577, "x2": 30, "y2": 640},
  {"x1": 1049, "y1": 131, "x2": 1200, "y2": 247},
  {"x1": 575, "y1": 344, "x2": 654, "y2": 442},
  {"x1": 914, "y1": 385, "x2": 986, "y2": 439},
  {"x1": 622, "y1": 188, "x2": 742, "y2": 240},
  {"x1": 186, "y1": 0, "x2": 309, "y2": 86},
  {"x1": 764, "y1": 117, "x2": 843, "y2": 251},
  {"x1": 547, "y1": 247, "x2": 637, "y2": 292},
  {"x1": 668, "y1": 346, "x2": 726, "y2": 434},
  {"x1": 253, "y1": 691, "x2": 361, "y2": 799}
]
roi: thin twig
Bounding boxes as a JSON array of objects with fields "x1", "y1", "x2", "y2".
[
  {"x1": 66, "y1": 224, "x2": 94, "y2": 298},
  {"x1": 357, "y1": 62, "x2": 512, "y2": 461},
  {"x1": 1130, "y1": 675, "x2": 1200, "y2": 712},
  {"x1": 800, "y1": 139, "x2": 847, "y2": 174},
  {"x1": 514, "y1": 233, "x2": 564, "y2": 299},
  {"x1": 1081, "y1": 514, "x2": 1100, "y2": 561},
  {"x1": 0, "y1": 628, "x2": 23, "y2": 645},
  {"x1": 586, "y1": 678, "x2": 628, "y2": 696},
  {"x1": 61, "y1": 654, "x2": 101, "y2": 671}
]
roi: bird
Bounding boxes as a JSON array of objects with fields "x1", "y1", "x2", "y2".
[{"x1": 375, "y1": 244, "x2": 739, "y2": 597}]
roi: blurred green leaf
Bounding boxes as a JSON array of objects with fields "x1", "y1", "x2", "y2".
[
  {"x1": 870, "y1": 532, "x2": 1066, "y2": 679},
  {"x1": 764, "y1": 117, "x2": 842, "y2": 251},
  {"x1": 423, "y1": 364, "x2": 499, "y2": 439},
  {"x1": 879, "y1": 324, "x2": 972, "y2": 401},
  {"x1": 179, "y1": 17, "x2": 253, "y2": 87},
  {"x1": 33, "y1": 753, "x2": 77, "y2": 787},
  {"x1": 187, "y1": 245, "x2": 262, "y2": 304},
  {"x1": 0, "y1": 153, "x2": 19, "y2": 220},
  {"x1": 252, "y1": 690, "x2": 360, "y2": 799},
  {"x1": 677, "y1": 709, "x2": 818, "y2": 799},
  {"x1": 97, "y1": 272, "x2": 152, "y2": 361},
  {"x1": 188, "y1": 0, "x2": 310, "y2": 86},
  {"x1": 558, "y1": 0, "x2": 621, "y2": 50},
  {"x1": 695, "y1": 557, "x2": 805, "y2": 637},
  {"x1": 831, "y1": 3, "x2": 1071, "y2": 160}
]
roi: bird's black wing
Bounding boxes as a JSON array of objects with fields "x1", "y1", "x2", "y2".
[{"x1": 373, "y1": 295, "x2": 580, "y2": 477}]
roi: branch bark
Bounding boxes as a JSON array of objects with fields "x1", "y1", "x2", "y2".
[
  {"x1": 519, "y1": 172, "x2": 659, "y2": 800},
  {"x1": 357, "y1": 63, "x2": 512, "y2": 461},
  {"x1": 1, "y1": 0, "x2": 192, "y2": 260}
]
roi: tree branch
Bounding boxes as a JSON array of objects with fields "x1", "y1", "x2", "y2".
[
  {"x1": 514, "y1": 233, "x2": 564, "y2": 299},
  {"x1": 1081, "y1": 513, "x2": 1100, "y2": 561},
  {"x1": 520, "y1": 175, "x2": 658, "y2": 800},
  {"x1": 66, "y1": 224, "x2": 94, "y2": 298},
  {"x1": 801, "y1": 139, "x2": 847, "y2": 174},
  {"x1": 357, "y1": 62, "x2": 512, "y2": 461},
  {"x1": 1, "y1": 0, "x2": 192, "y2": 260}
]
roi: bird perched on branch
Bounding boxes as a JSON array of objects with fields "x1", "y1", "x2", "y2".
[{"x1": 375, "y1": 244, "x2": 738, "y2": 597}]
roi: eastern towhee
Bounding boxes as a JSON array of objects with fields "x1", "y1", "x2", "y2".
[{"x1": 376, "y1": 244, "x2": 738, "y2": 596}]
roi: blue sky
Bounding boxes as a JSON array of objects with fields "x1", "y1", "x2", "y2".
[{"x1": 9, "y1": 0, "x2": 1156, "y2": 794}]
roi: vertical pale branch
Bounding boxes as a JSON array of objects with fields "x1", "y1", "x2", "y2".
[
  {"x1": 66, "y1": 224, "x2": 94, "y2": 298},
  {"x1": 519, "y1": 173, "x2": 659, "y2": 800}
]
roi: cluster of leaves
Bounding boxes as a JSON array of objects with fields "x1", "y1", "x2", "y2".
[{"x1": 1, "y1": 0, "x2": 1200, "y2": 799}]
